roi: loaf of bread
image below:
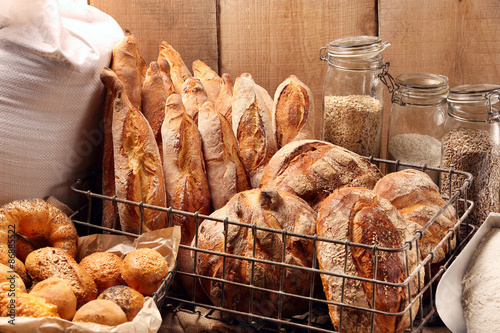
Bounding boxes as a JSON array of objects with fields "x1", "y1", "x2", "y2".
[
  {"x1": 316, "y1": 187, "x2": 423, "y2": 333},
  {"x1": 79, "y1": 252, "x2": 125, "y2": 294},
  {"x1": 181, "y1": 77, "x2": 209, "y2": 122},
  {"x1": 196, "y1": 188, "x2": 317, "y2": 318},
  {"x1": 157, "y1": 57, "x2": 176, "y2": 97},
  {"x1": 73, "y1": 299, "x2": 127, "y2": 325},
  {"x1": 121, "y1": 248, "x2": 169, "y2": 296},
  {"x1": 260, "y1": 140, "x2": 382, "y2": 212},
  {"x1": 272, "y1": 75, "x2": 318, "y2": 148},
  {"x1": 192, "y1": 59, "x2": 222, "y2": 104},
  {"x1": 232, "y1": 74, "x2": 278, "y2": 187},
  {"x1": 25, "y1": 247, "x2": 98, "y2": 308},
  {"x1": 198, "y1": 101, "x2": 250, "y2": 211},
  {"x1": 374, "y1": 169, "x2": 457, "y2": 263},
  {"x1": 158, "y1": 41, "x2": 192, "y2": 95},
  {"x1": 29, "y1": 277, "x2": 77, "y2": 320},
  {"x1": 215, "y1": 73, "x2": 234, "y2": 126},
  {"x1": 98, "y1": 285, "x2": 145, "y2": 321},
  {"x1": 101, "y1": 68, "x2": 167, "y2": 234}
]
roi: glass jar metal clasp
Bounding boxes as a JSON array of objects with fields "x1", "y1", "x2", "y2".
[
  {"x1": 378, "y1": 62, "x2": 397, "y2": 99},
  {"x1": 485, "y1": 89, "x2": 500, "y2": 122}
]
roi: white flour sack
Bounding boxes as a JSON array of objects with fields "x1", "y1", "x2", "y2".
[{"x1": 0, "y1": 0, "x2": 124, "y2": 209}]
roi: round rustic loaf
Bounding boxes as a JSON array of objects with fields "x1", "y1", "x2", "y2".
[
  {"x1": 29, "y1": 277, "x2": 77, "y2": 320},
  {"x1": 80, "y1": 251, "x2": 125, "y2": 294},
  {"x1": 121, "y1": 248, "x2": 169, "y2": 296},
  {"x1": 24, "y1": 247, "x2": 98, "y2": 308},
  {"x1": 98, "y1": 285, "x2": 145, "y2": 321},
  {"x1": 316, "y1": 187, "x2": 423, "y2": 333},
  {"x1": 260, "y1": 140, "x2": 382, "y2": 212},
  {"x1": 73, "y1": 299, "x2": 127, "y2": 326},
  {"x1": 196, "y1": 188, "x2": 317, "y2": 318}
]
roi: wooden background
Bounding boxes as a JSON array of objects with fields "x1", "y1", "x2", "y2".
[{"x1": 89, "y1": 0, "x2": 500, "y2": 157}]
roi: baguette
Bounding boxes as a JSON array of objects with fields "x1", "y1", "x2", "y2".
[
  {"x1": 232, "y1": 74, "x2": 277, "y2": 187},
  {"x1": 215, "y1": 73, "x2": 234, "y2": 126},
  {"x1": 181, "y1": 77, "x2": 209, "y2": 122},
  {"x1": 158, "y1": 41, "x2": 192, "y2": 96},
  {"x1": 101, "y1": 68, "x2": 167, "y2": 234},
  {"x1": 192, "y1": 59, "x2": 222, "y2": 104},
  {"x1": 198, "y1": 101, "x2": 250, "y2": 210},
  {"x1": 316, "y1": 187, "x2": 423, "y2": 333}
]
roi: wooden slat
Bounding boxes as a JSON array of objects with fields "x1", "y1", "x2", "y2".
[
  {"x1": 218, "y1": 0, "x2": 378, "y2": 110},
  {"x1": 89, "y1": 0, "x2": 218, "y2": 72}
]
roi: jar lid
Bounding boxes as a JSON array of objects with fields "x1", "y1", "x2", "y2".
[
  {"x1": 448, "y1": 84, "x2": 500, "y2": 103},
  {"x1": 393, "y1": 73, "x2": 449, "y2": 105},
  {"x1": 324, "y1": 36, "x2": 390, "y2": 58},
  {"x1": 447, "y1": 84, "x2": 500, "y2": 122}
]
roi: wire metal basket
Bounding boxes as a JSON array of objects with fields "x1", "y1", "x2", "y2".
[{"x1": 71, "y1": 157, "x2": 474, "y2": 332}]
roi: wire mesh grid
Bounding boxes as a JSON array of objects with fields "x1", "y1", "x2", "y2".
[{"x1": 70, "y1": 157, "x2": 475, "y2": 332}]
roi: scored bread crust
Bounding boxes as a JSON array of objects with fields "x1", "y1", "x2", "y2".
[
  {"x1": 316, "y1": 187, "x2": 423, "y2": 333},
  {"x1": 260, "y1": 139, "x2": 382, "y2": 212},
  {"x1": 198, "y1": 101, "x2": 250, "y2": 211},
  {"x1": 101, "y1": 68, "x2": 167, "y2": 234},
  {"x1": 158, "y1": 41, "x2": 192, "y2": 96},
  {"x1": 232, "y1": 75, "x2": 277, "y2": 188},
  {"x1": 181, "y1": 77, "x2": 209, "y2": 122},
  {"x1": 192, "y1": 59, "x2": 222, "y2": 104},
  {"x1": 374, "y1": 169, "x2": 457, "y2": 263},
  {"x1": 215, "y1": 73, "x2": 234, "y2": 126}
]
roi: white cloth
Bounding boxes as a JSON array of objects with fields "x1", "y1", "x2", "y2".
[{"x1": 0, "y1": 0, "x2": 124, "y2": 208}]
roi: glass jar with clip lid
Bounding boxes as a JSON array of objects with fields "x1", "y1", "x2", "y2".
[
  {"x1": 320, "y1": 35, "x2": 392, "y2": 158},
  {"x1": 386, "y1": 73, "x2": 449, "y2": 184}
]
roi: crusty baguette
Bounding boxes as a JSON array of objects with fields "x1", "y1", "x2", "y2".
[
  {"x1": 157, "y1": 57, "x2": 176, "y2": 98},
  {"x1": 197, "y1": 101, "x2": 250, "y2": 210},
  {"x1": 196, "y1": 188, "x2": 317, "y2": 318},
  {"x1": 101, "y1": 68, "x2": 167, "y2": 234},
  {"x1": 215, "y1": 73, "x2": 234, "y2": 126},
  {"x1": 374, "y1": 169, "x2": 457, "y2": 263},
  {"x1": 158, "y1": 41, "x2": 192, "y2": 96},
  {"x1": 192, "y1": 59, "x2": 222, "y2": 104},
  {"x1": 181, "y1": 77, "x2": 209, "y2": 123},
  {"x1": 316, "y1": 187, "x2": 423, "y2": 333},
  {"x1": 260, "y1": 140, "x2": 382, "y2": 212},
  {"x1": 161, "y1": 93, "x2": 211, "y2": 244},
  {"x1": 232, "y1": 74, "x2": 278, "y2": 188},
  {"x1": 142, "y1": 61, "x2": 172, "y2": 159},
  {"x1": 273, "y1": 75, "x2": 319, "y2": 148}
]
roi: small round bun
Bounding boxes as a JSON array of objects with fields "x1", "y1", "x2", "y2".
[
  {"x1": 98, "y1": 285, "x2": 145, "y2": 321},
  {"x1": 73, "y1": 299, "x2": 127, "y2": 326},
  {"x1": 121, "y1": 248, "x2": 168, "y2": 295},
  {"x1": 0, "y1": 263, "x2": 26, "y2": 293},
  {"x1": 80, "y1": 252, "x2": 125, "y2": 293},
  {"x1": 29, "y1": 277, "x2": 77, "y2": 320}
]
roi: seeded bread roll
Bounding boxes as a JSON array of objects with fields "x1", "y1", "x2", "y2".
[
  {"x1": 192, "y1": 59, "x2": 222, "y2": 104},
  {"x1": 316, "y1": 187, "x2": 423, "y2": 333},
  {"x1": 121, "y1": 248, "x2": 169, "y2": 296},
  {"x1": 260, "y1": 140, "x2": 382, "y2": 212},
  {"x1": 25, "y1": 247, "x2": 98, "y2": 308},
  {"x1": 374, "y1": 169, "x2": 457, "y2": 263},
  {"x1": 98, "y1": 285, "x2": 145, "y2": 321},
  {"x1": 273, "y1": 75, "x2": 318, "y2": 148},
  {"x1": 232, "y1": 75, "x2": 278, "y2": 188},
  {"x1": 196, "y1": 188, "x2": 317, "y2": 318},
  {"x1": 79, "y1": 252, "x2": 125, "y2": 294},
  {"x1": 158, "y1": 41, "x2": 192, "y2": 95},
  {"x1": 198, "y1": 101, "x2": 250, "y2": 211},
  {"x1": 101, "y1": 68, "x2": 167, "y2": 234},
  {"x1": 73, "y1": 299, "x2": 127, "y2": 326}
]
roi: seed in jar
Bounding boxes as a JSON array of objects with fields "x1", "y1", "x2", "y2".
[{"x1": 323, "y1": 95, "x2": 382, "y2": 157}]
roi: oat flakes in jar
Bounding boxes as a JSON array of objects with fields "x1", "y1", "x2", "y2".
[
  {"x1": 441, "y1": 84, "x2": 500, "y2": 227},
  {"x1": 387, "y1": 73, "x2": 449, "y2": 184},
  {"x1": 320, "y1": 36, "x2": 390, "y2": 158}
]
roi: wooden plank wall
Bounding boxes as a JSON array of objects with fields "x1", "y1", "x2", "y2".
[{"x1": 89, "y1": 0, "x2": 500, "y2": 158}]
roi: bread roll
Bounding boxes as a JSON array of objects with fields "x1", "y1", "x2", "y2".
[
  {"x1": 181, "y1": 77, "x2": 209, "y2": 122},
  {"x1": 158, "y1": 41, "x2": 192, "y2": 95},
  {"x1": 79, "y1": 252, "x2": 125, "y2": 294},
  {"x1": 196, "y1": 188, "x2": 317, "y2": 318},
  {"x1": 316, "y1": 187, "x2": 423, "y2": 333},
  {"x1": 101, "y1": 68, "x2": 167, "y2": 234},
  {"x1": 29, "y1": 277, "x2": 77, "y2": 320},
  {"x1": 25, "y1": 247, "x2": 98, "y2": 308},
  {"x1": 0, "y1": 263, "x2": 26, "y2": 292},
  {"x1": 192, "y1": 59, "x2": 222, "y2": 104},
  {"x1": 121, "y1": 248, "x2": 169, "y2": 296},
  {"x1": 215, "y1": 73, "x2": 234, "y2": 126},
  {"x1": 73, "y1": 299, "x2": 127, "y2": 326},
  {"x1": 260, "y1": 140, "x2": 382, "y2": 212},
  {"x1": 98, "y1": 285, "x2": 145, "y2": 321},
  {"x1": 0, "y1": 283, "x2": 59, "y2": 318},
  {"x1": 198, "y1": 101, "x2": 250, "y2": 210},
  {"x1": 273, "y1": 75, "x2": 318, "y2": 148},
  {"x1": 374, "y1": 169, "x2": 457, "y2": 263},
  {"x1": 232, "y1": 75, "x2": 278, "y2": 187},
  {"x1": 161, "y1": 93, "x2": 211, "y2": 245}
]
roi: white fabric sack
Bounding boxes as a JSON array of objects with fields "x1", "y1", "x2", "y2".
[{"x1": 0, "y1": 0, "x2": 124, "y2": 209}]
